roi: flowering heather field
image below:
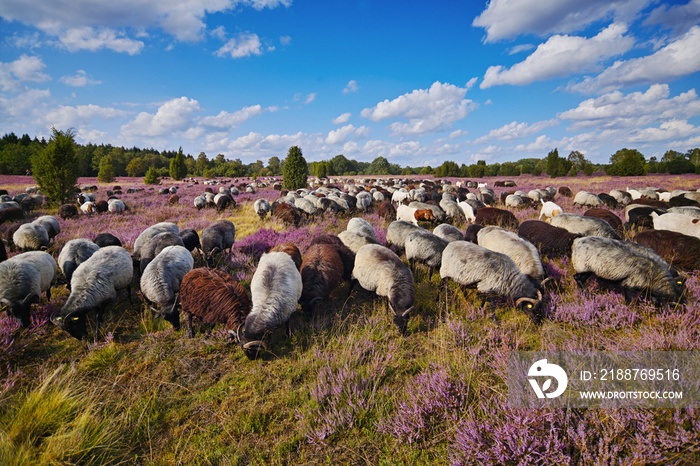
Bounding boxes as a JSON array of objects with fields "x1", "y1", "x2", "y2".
[{"x1": 1, "y1": 173, "x2": 699, "y2": 465}]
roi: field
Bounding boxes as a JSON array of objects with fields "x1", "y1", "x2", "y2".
[{"x1": 1, "y1": 173, "x2": 700, "y2": 465}]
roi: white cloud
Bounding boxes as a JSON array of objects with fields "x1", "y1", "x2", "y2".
[
  {"x1": 628, "y1": 119, "x2": 699, "y2": 143},
  {"x1": 332, "y1": 112, "x2": 351, "y2": 124},
  {"x1": 480, "y1": 24, "x2": 634, "y2": 88},
  {"x1": 60, "y1": 69, "x2": 101, "y2": 87},
  {"x1": 507, "y1": 44, "x2": 535, "y2": 55},
  {"x1": 514, "y1": 134, "x2": 556, "y2": 152},
  {"x1": 644, "y1": 0, "x2": 700, "y2": 35},
  {"x1": 325, "y1": 124, "x2": 357, "y2": 144},
  {"x1": 280, "y1": 35, "x2": 291, "y2": 45},
  {"x1": 215, "y1": 33, "x2": 263, "y2": 58},
  {"x1": 0, "y1": 55, "x2": 50, "y2": 92},
  {"x1": 343, "y1": 79, "x2": 359, "y2": 94},
  {"x1": 559, "y1": 84, "x2": 700, "y2": 130},
  {"x1": 40, "y1": 104, "x2": 128, "y2": 128},
  {"x1": 75, "y1": 128, "x2": 107, "y2": 142},
  {"x1": 120, "y1": 96, "x2": 200, "y2": 138},
  {"x1": 472, "y1": 0, "x2": 650, "y2": 42},
  {"x1": 569, "y1": 26, "x2": 700, "y2": 93},
  {"x1": 475, "y1": 119, "x2": 559, "y2": 143},
  {"x1": 199, "y1": 104, "x2": 266, "y2": 128},
  {"x1": 304, "y1": 93, "x2": 316, "y2": 104},
  {"x1": 58, "y1": 27, "x2": 143, "y2": 54},
  {"x1": 0, "y1": 88, "x2": 50, "y2": 120},
  {"x1": 360, "y1": 81, "x2": 477, "y2": 135}
]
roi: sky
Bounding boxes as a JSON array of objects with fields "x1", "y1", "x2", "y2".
[{"x1": 1, "y1": 0, "x2": 700, "y2": 167}]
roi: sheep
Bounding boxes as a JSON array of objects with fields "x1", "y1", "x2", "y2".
[
  {"x1": 193, "y1": 195, "x2": 207, "y2": 210},
  {"x1": 408, "y1": 201, "x2": 446, "y2": 222},
  {"x1": 299, "y1": 244, "x2": 346, "y2": 314},
  {"x1": 0, "y1": 251, "x2": 56, "y2": 327},
  {"x1": 397, "y1": 204, "x2": 434, "y2": 226},
  {"x1": 558, "y1": 186, "x2": 573, "y2": 197},
  {"x1": 140, "y1": 245, "x2": 194, "y2": 329},
  {"x1": 356, "y1": 191, "x2": 373, "y2": 211},
  {"x1": 633, "y1": 229, "x2": 700, "y2": 271},
  {"x1": 80, "y1": 201, "x2": 95, "y2": 214},
  {"x1": 464, "y1": 223, "x2": 484, "y2": 243},
  {"x1": 107, "y1": 198, "x2": 126, "y2": 213},
  {"x1": 254, "y1": 199, "x2": 270, "y2": 220},
  {"x1": 651, "y1": 212, "x2": 700, "y2": 239},
  {"x1": 668, "y1": 206, "x2": 700, "y2": 218},
  {"x1": 133, "y1": 222, "x2": 179, "y2": 260},
  {"x1": 571, "y1": 236, "x2": 683, "y2": 306},
  {"x1": 93, "y1": 232, "x2": 122, "y2": 248},
  {"x1": 13, "y1": 223, "x2": 49, "y2": 251},
  {"x1": 202, "y1": 219, "x2": 236, "y2": 266},
  {"x1": 346, "y1": 217, "x2": 377, "y2": 241},
  {"x1": 404, "y1": 229, "x2": 448, "y2": 276},
  {"x1": 307, "y1": 235, "x2": 355, "y2": 280},
  {"x1": 610, "y1": 189, "x2": 632, "y2": 206},
  {"x1": 625, "y1": 205, "x2": 666, "y2": 229},
  {"x1": 439, "y1": 199, "x2": 464, "y2": 221},
  {"x1": 505, "y1": 194, "x2": 527, "y2": 209},
  {"x1": 273, "y1": 202, "x2": 300, "y2": 227},
  {"x1": 58, "y1": 239, "x2": 100, "y2": 285},
  {"x1": 517, "y1": 220, "x2": 581, "y2": 258},
  {"x1": 0, "y1": 206, "x2": 23, "y2": 224},
  {"x1": 351, "y1": 244, "x2": 414, "y2": 334},
  {"x1": 477, "y1": 226, "x2": 545, "y2": 286},
  {"x1": 58, "y1": 204, "x2": 79, "y2": 219},
  {"x1": 376, "y1": 200, "x2": 397, "y2": 222},
  {"x1": 178, "y1": 229, "x2": 201, "y2": 252},
  {"x1": 238, "y1": 251, "x2": 303, "y2": 359},
  {"x1": 214, "y1": 193, "x2": 234, "y2": 212},
  {"x1": 295, "y1": 197, "x2": 318, "y2": 217},
  {"x1": 51, "y1": 246, "x2": 134, "y2": 340},
  {"x1": 94, "y1": 200, "x2": 109, "y2": 213},
  {"x1": 32, "y1": 215, "x2": 60, "y2": 241},
  {"x1": 338, "y1": 230, "x2": 378, "y2": 254},
  {"x1": 439, "y1": 241, "x2": 543, "y2": 322},
  {"x1": 138, "y1": 231, "x2": 185, "y2": 274},
  {"x1": 583, "y1": 208, "x2": 623, "y2": 235},
  {"x1": 597, "y1": 193, "x2": 619, "y2": 209},
  {"x1": 550, "y1": 213, "x2": 621, "y2": 239},
  {"x1": 473, "y1": 207, "x2": 519, "y2": 230},
  {"x1": 433, "y1": 223, "x2": 464, "y2": 243},
  {"x1": 539, "y1": 200, "x2": 563, "y2": 220},
  {"x1": 179, "y1": 267, "x2": 251, "y2": 339},
  {"x1": 386, "y1": 220, "x2": 422, "y2": 252},
  {"x1": 573, "y1": 191, "x2": 603, "y2": 208},
  {"x1": 270, "y1": 242, "x2": 303, "y2": 270}
]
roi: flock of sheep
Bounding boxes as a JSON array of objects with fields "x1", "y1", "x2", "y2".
[{"x1": 1, "y1": 177, "x2": 699, "y2": 359}]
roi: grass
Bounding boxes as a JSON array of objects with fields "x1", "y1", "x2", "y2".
[{"x1": 1, "y1": 173, "x2": 700, "y2": 464}]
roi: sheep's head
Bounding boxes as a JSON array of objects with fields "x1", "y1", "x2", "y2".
[
  {"x1": 1, "y1": 294, "x2": 37, "y2": 328},
  {"x1": 389, "y1": 303, "x2": 413, "y2": 335},
  {"x1": 150, "y1": 299, "x2": 181, "y2": 330},
  {"x1": 52, "y1": 310, "x2": 88, "y2": 340},
  {"x1": 515, "y1": 291, "x2": 543, "y2": 324},
  {"x1": 239, "y1": 315, "x2": 269, "y2": 360}
]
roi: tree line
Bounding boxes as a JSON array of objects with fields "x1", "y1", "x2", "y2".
[{"x1": 2, "y1": 130, "x2": 699, "y2": 184}]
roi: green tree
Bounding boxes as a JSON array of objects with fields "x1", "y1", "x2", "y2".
[
  {"x1": 31, "y1": 128, "x2": 80, "y2": 205},
  {"x1": 368, "y1": 156, "x2": 391, "y2": 175},
  {"x1": 98, "y1": 155, "x2": 116, "y2": 182},
  {"x1": 169, "y1": 147, "x2": 187, "y2": 180},
  {"x1": 144, "y1": 166, "x2": 160, "y2": 185},
  {"x1": 126, "y1": 157, "x2": 147, "y2": 177},
  {"x1": 606, "y1": 148, "x2": 647, "y2": 176},
  {"x1": 267, "y1": 156, "x2": 282, "y2": 175},
  {"x1": 662, "y1": 149, "x2": 695, "y2": 174},
  {"x1": 546, "y1": 148, "x2": 560, "y2": 178},
  {"x1": 468, "y1": 163, "x2": 486, "y2": 178},
  {"x1": 194, "y1": 152, "x2": 209, "y2": 176},
  {"x1": 282, "y1": 146, "x2": 309, "y2": 190},
  {"x1": 329, "y1": 154, "x2": 353, "y2": 175},
  {"x1": 434, "y1": 160, "x2": 460, "y2": 177},
  {"x1": 315, "y1": 161, "x2": 329, "y2": 179}
]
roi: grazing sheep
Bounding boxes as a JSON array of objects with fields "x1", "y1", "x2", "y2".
[
  {"x1": 571, "y1": 236, "x2": 683, "y2": 306},
  {"x1": 0, "y1": 206, "x2": 23, "y2": 224},
  {"x1": 239, "y1": 251, "x2": 303, "y2": 359},
  {"x1": 32, "y1": 215, "x2": 60, "y2": 241},
  {"x1": 133, "y1": 222, "x2": 179, "y2": 261},
  {"x1": 550, "y1": 213, "x2": 621, "y2": 239},
  {"x1": 193, "y1": 195, "x2": 207, "y2": 210},
  {"x1": 473, "y1": 207, "x2": 519, "y2": 230},
  {"x1": 93, "y1": 232, "x2": 122, "y2": 248},
  {"x1": 168, "y1": 194, "x2": 179, "y2": 205},
  {"x1": 386, "y1": 220, "x2": 422, "y2": 252},
  {"x1": 138, "y1": 231, "x2": 185, "y2": 274},
  {"x1": 214, "y1": 193, "x2": 234, "y2": 212},
  {"x1": 397, "y1": 204, "x2": 435, "y2": 226},
  {"x1": 439, "y1": 241, "x2": 543, "y2": 322},
  {"x1": 610, "y1": 189, "x2": 632, "y2": 206},
  {"x1": 352, "y1": 244, "x2": 414, "y2": 334},
  {"x1": 0, "y1": 260, "x2": 48, "y2": 327},
  {"x1": 178, "y1": 229, "x2": 201, "y2": 252},
  {"x1": 477, "y1": 226, "x2": 545, "y2": 284},
  {"x1": 94, "y1": 200, "x2": 109, "y2": 213},
  {"x1": 439, "y1": 199, "x2": 464, "y2": 221},
  {"x1": 58, "y1": 239, "x2": 100, "y2": 285},
  {"x1": 404, "y1": 229, "x2": 448, "y2": 275},
  {"x1": 408, "y1": 201, "x2": 446, "y2": 223},
  {"x1": 558, "y1": 186, "x2": 573, "y2": 197},
  {"x1": 338, "y1": 230, "x2": 378, "y2": 254},
  {"x1": 270, "y1": 242, "x2": 303, "y2": 270},
  {"x1": 52, "y1": 246, "x2": 134, "y2": 340},
  {"x1": 13, "y1": 223, "x2": 49, "y2": 251},
  {"x1": 107, "y1": 198, "x2": 126, "y2": 213},
  {"x1": 651, "y1": 212, "x2": 700, "y2": 239},
  {"x1": 356, "y1": 191, "x2": 373, "y2": 211},
  {"x1": 140, "y1": 245, "x2": 194, "y2": 329},
  {"x1": 573, "y1": 191, "x2": 603, "y2": 208},
  {"x1": 464, "y1": 223, "x2": 484, "y2": 244},
  {"x1": 625, "y1": 205, "x2": 666, "y2": 229},
  {"x1": 80, "y1": 201, "x2": 95, "y2": 214},
  {"x1": 346, "y1": 217, "x2": 377, "y2": 240},
  {"x1": 668, "y1": 206, "x2": 700, "y2": 218},
  {"x1": 295, "y1": 197, "x2": 318, "y2": 217},
  {"x1": 633, "y1": 229, "x2": 700, "y2": 271},
  {"x1": 583, "y1": 208, "x2": 623, "y2": 235},
  {"x1": 517, "y1": 220, "x2": 581, "y2": 258},
  {"x1": 254, "y1": 198, "x2": 270, "y2": 220},
  {"x1": 539, "y1": 200, "x2": 563, "y2": 220},
  {"x1": 273, "y1": 202, "x2": 300, "y2": 227},
  {"x1": 597, "y1": 193, "x2": 619, "y2": 209},
  {"x1": 299, "y1": 244, "x2": 346, "y2": 313},
  {"x1": 58, "y1": 204, "x2": 79, "y2": 219},
  {"x1": 505, "y1": 194, "x2": 527, "y2": 209},
  {"x1": 180, "y1": 267, "x2": 251, "y2": 338},
  {"x1": 433, "y1": 223, "x2": 464, "y2": 243},
  {"x1": 307, "y1": 235, "x2": 355, "y2": 280},
  {"x1": 202, "y1": 219, "x2": 236, "y2": 265}
]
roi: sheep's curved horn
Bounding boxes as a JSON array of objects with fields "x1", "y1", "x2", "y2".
[
  {"x1": 540, "y1": 277, "x2": 554, "y2": 289},
  {"x1": 242, "y1": 340, "x2": 268, "y2": 350},
  {"x1": 537, "y1": 289, "x2": 543, "y2": 301},
  {"x1": 401, "y1": 306, "x2": 414, "y2": 317},
  {"x1": 515, "y1": 297, "x2": 537, "y2": 307}
]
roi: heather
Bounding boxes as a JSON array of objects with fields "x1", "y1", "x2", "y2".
[{"x1": 0, "y1": 173, "x2": 699, "y2": 464}]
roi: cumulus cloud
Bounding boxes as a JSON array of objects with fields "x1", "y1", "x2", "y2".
[
  {"x1": 200, "y1": 105, "x2": 267, "y2": 128},
  {"x1": 0, "y1": 55, "x2": 50, "y2": 92},
  {"x1": 343, "y1": 79, "x2": 359, "y2": 94},
  {"x1": 480, "y1": 24, "x2": 634, "y2": 88},
  {"x1": 559, "y1": 84, "x2": 700, "y2": 130},
  {"x1": 644, "y1": 0, "x2": 700, "y2": 35},
  {"x1": 332, "y1": 112, "x2": 351, "y2": 124},
  {"x1": 40, "y1": 104, "x2": 128, "y2": 128},
  {"x1": 325, "y1": 124, "x2": 357, "y2": 144},
  {"x1": 0, "y1": 88, "x2": 50, "y2": 120},
  {"x1": 628, "y1": 119, "x2": 698, "y2": 143},
  {"x1": 60, "y1": 69, "x2": 101, "y2": 87},
  {"x1": 360, "y1": 81, "x2": 477, "y2": 135},
  {"x1": 569, "y1": 26, "x2": 700, "y2": 93},
  {"x1": 472, "y1": 0, "x2": 650, "y2": 42},
  {"x1": 215, "y1": 33, "x2": 263, "y2": 58},
  {"x1": 120, "y1": 96, "x2": 200, "y2": 138},
  {"x1": 475, "y1": 119, "x2": 559, "y2": 143},
  {"x1": 58, "y1": 27, "x2": 143, "y2": 54}
]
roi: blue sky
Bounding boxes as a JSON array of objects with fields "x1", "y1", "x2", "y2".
[{"x1": 1, "y1": 0, "x2": 699, "y2": 167}]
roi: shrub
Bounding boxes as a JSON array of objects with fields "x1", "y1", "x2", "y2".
[
  {"x1": 282, "y1": 145, "x2": 308, "y2": 190},
  {"x1": 30, "y1": 128, "x2": 79, "y2": 205}
]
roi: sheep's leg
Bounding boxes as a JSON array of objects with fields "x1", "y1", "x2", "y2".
[
  {"x1": 573, "y1": 272, "x2": 592, "y2": 290},
  {"x1": 45, "y1": 285, "x2": 51, "y2": 302},
  {"x1": 94, "y1": 312, "x2": 100, "y2": 341},
  {"x1": 188, "y1": 312, "x2": 195, "y2": 338},
  {"x1": 346, "y1": 279, "x2": 358, "y2": 300}
]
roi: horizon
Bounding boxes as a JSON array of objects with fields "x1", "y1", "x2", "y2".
[{"x1": 1, "y1": 1, "x2": 699, "y2": 167}]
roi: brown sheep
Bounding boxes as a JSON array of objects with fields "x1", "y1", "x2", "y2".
[
  {"x1": 299, "y1": 244, "x2": 346, "y2": 314},
  {"x1": 270, "y1": 242, "x2": 302, "y2": 270},
  {"x1": 473, "y1": 207, "x2": 519, "y2": 230},
  {"x1": 0, "y1": 239, "x2": 6, "y2": 262},
  {"x1": 376, "y1": 200, "x2": 396, "y2": 222},
  {"x1": 518, "y1": 220, "x2": 581, "y2": 258},
  {"x1": 95, "y1": 200, "x2": 109, "y2": 213},
  {"x1": 583, "y1": 208, "x2": 624, "y2": 236},
  {"x1": 414, "y1": 208, "x2": 435, "y2": 222},
  {"x1": 273, "y1": 202, "x2": 300, "y2": 227},
  {"x1": 0, "y1": 206, "x2": 23, "y2": 224},
  {"x1": 558, "y1": 186, "x2": 573, "y2": 197},
  {"x1": 168, "y1": 194, "x2": 180, "y2": 205},
  {"x1": 58, "y1": 204, "x2": 79, "y2": 219},
  {"x1": 633, "y1": 229, "x2": 700, "y2": 271},
  {"x1": 180, "y1": 267, "x2": 252, "y2": 338},
  {"x1": 308, "y1": 235, "x2": 355, "y2": 281}
]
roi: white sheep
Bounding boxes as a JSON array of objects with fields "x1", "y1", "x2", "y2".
[
  {"x1": 13, "y1": 223, "x2": 50, "y2": 251},
  {"x1": 651, "y1": 212, "x2": 700, "y2": 239},
  {"x1": 550, "y1": 213, "x2": 620, "y2": 239},
  {"x1": 58, "y1": 238, "x2": 100, "y2": 285},
  {"x1": 404, "y1": 229, "x2": 448, "y2": 275},
  {"x1": 133, "y1": 222, "x2": 179, "y2": 261},
  {"x1": 32, "y1": 215, "x2": 60, "y2": 240},
  {"x1": 433, "y1": 223, "x2": 464, "y2": 243},
  {"x1": 346, "y1": 217, "x2": 377, "y2": 241},
  {"x1": 573, "y1": 191, "x2": 603, "y2": 208},
  {"x1": 0, "y1": 251, "x2": 57, "y2": 327},
  {"x1": 253, "y1": 198, "x2": 270, "y2": 220},
  {"x1": 476, "y1": 226, "x2": 545, "y2": 283},
  {"x1": 539, "y1": 200, "x2": 563, "y2": 220},
  {"x1": 107, "y1": 198, "x2": 126, "y2": 213}
]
